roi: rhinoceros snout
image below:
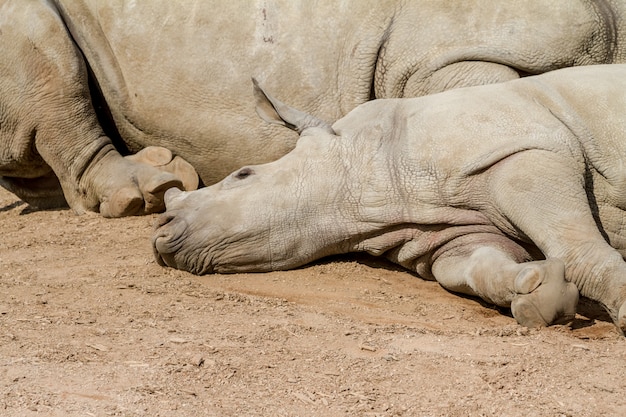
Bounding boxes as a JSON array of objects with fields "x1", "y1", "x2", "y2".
[
  {"x1": 152, "y1": 212, "x2": 187, "y2": 269},
  {"x1": 153, "y1": 188, "x2": 217, "y2": 274},
  {"x1": 153, "y1": 187, "x2": 188, "y2": 268},
  {"x1": 153, "y1": 233, "x2": 177, "y2": 269},
  {"x1": 153, "y1": 238, "x2": 176, "y2": 268}
]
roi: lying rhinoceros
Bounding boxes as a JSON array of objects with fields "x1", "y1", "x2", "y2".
[
  {"x1": 1, "y1": 0, "x2": 625, "y2": 217},
  {"x1": 153, "y1": 64, "x2": 626, "y2": 333}
]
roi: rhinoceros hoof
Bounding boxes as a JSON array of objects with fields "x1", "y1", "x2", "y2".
[
  {"x1": 100, "y1": 187, "x2": 143, "y2": 218},
  {"x1": 126, "y1": 147, "x2": 199, "y2": 191},
  {"x1": 510, "y1": 259, "x2": 579, "y2": 328},
  {"x1": 126, "y1": 146, "x2": 173, "y2": 166},
  {"x1": 100, "y1": 174, "x2": 182, "y2": 217}
]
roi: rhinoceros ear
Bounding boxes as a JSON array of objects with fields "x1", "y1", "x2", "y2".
[{"x1": 252, "y1": 78, "x2": 335, "y2": 135}]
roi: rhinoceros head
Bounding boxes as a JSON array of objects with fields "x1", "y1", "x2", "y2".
[{"x1": 152, "y1": 80, "x2": 353, "y2": 274}]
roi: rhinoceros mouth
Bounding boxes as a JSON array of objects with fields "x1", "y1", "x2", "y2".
[
  {"x1": 153, "y1": 211, "x2": 222, "y2": 274},
  {"x1": 152, "y1": 228, "x2": 181, "y2": 269},
  {"x1": 153, "y1": 232, "x2": 214, "y2": 274},
  {"x1": 153, "y1": 213, "x2": 199, "y2": 272}
]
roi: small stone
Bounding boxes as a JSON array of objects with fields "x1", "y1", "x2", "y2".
[{"x1": 190, "y1": 354, "x2": 205, "y2": 367}]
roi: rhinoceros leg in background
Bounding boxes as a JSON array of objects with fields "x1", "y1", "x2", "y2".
[
  {"x1": 0, "y1": 1, "x2": 192, "y2": 217},
  {"x1": 0, "y1": 172, "x2": 67, "y2": 209},
  {"x1": 0, "y1": 145, "x2": 198, "y2": 212},
  {"x1": 431, "y1": 241, "x2": 579, "y2": 328}
]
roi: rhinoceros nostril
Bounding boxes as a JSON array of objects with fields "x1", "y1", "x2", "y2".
[{"x1": 155, "y1": 213, "x2": 175, "y2": 228}]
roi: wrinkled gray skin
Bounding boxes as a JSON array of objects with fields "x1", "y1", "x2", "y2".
[
  {"x1": 154, "y1": 64, "x2": 626, "y2": 332},
  {"x1": 1, "y1": 0, "x2": 626, "y2": 216}
]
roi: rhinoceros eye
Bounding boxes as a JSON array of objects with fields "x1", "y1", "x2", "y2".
[{"x1": 234, "y1": 167, "x2": 254, "y2": 180}]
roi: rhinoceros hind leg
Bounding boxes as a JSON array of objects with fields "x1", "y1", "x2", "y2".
[
  {"x1": 486, "y1": 150, "x2": 626, "y2": 333},
  {"x1": 510, "y1": 259, "x2": 579, "y2": 328},
  {"x1": 432, "y1": 242, "x2": 578, "y2": 327},
  {"x1": 126, "y1": 147, "x2": 199, "y2": 191},
  {"x1": 0, "y1": 173, "x2": 68, "y2": 210}
]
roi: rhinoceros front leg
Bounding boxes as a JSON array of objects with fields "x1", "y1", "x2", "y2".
[
  {"x1": 486, "y1": 150, "x2": 626, "y2": 334},
  {"x1": 0, "y1": 1, "x2": 184, "y2": 217},
  {"x1": 431, "y1": 241, "x2": 578, "y2": 327}
]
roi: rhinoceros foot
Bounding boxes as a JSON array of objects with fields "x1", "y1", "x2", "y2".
[
  {"x1": 126, "y1": 147, "x2": 199, "y2": 192},
  {"x1": 99, "y1": 173, "x2": 182, "y2": 218},
  {"x1": 89, "y1": 147, "x2": 195, "y2": 218},
  {"x1": 510, "y1": 259, "x2": 579, "y2": 328},
  {"x1": 98, "y1": 147, "x2": 199, "y2": 217}
]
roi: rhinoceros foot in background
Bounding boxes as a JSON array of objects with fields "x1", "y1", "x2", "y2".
[
  {"x1": 1, "y1": 0, "x2": 625, "y2": 216},
  {"x1": 0, "y1": 146, "x2": 198, "y2": 216},
  {"x1": 154, "y1": 64, "x2": 626, "y2": 334}
]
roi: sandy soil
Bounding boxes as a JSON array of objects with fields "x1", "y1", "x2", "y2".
[{"x1": 1, "y1": 186, "x2": 625, "y2": 416}]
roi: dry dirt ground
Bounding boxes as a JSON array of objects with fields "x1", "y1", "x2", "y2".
[{"x1": 1, "y1": 186, "x2": 625, "y2": 417}]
